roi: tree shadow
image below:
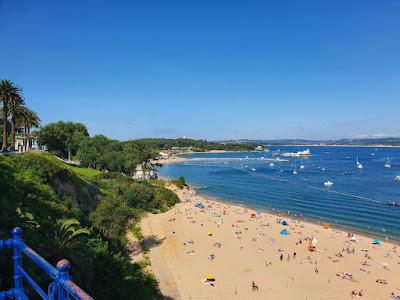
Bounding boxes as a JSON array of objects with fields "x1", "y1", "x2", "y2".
[{"x1": 142, "y1": 235, "x2": 165, "y2": 249}]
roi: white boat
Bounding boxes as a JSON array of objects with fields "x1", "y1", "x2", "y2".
[
  {"x1": 395, "y1": 175, "x2": 400, "y2": 181},
  {"x1": 251, "y1": 168, "x2": 256, "y2": 171},
  {"x1": 356, "y1": 156, "x2": 363, "y2": 169},
  {"x1": 280, "y1": 149, "x2": 311, "y2": 157},
  {"x1": 324, "y1": 180, "x2": 333, "y2": 187},
  {"x1": 384, "y1": 156, "x2": 391, "y2": 168},
  {"x1": 268, "y1": 162, "x2": 275, "y2": 167},
  {"x1": 300, "y1": 159, "x2": 305, "y2": 170},
  {"x1": 293, "y1": 163, "x2": 297, "y2": 175}
]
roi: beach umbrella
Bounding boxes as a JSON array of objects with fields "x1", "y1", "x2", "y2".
[
  {"x1": 251, "y1": 213, "x2": 256, "y2": 218},
  {"x1": 323, "y1": 223, "x2": 331, "y2": 229},
  {"x1": 280, "y1": 229, "x2": 288, "y2": 235},
  {"x1": 281, "y1": 220, "x2": 288, "y2": 226},
  {"x1": 203, "y1": 274, "x2": 216, "y2": 281},
  {"x1": 372, "y1": 239, "x2": 381, "y2": 245},
  {"x1": 208, "y1": 231, "x2": 213, "y2": 236}
]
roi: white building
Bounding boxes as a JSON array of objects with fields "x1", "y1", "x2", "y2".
[{"x1": 159, "y1": 150, "x2": 171, "y2": 159}]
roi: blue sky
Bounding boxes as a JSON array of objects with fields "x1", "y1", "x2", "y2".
[{"x1": 1, "y1": 1, "x2": 399, "y2": 140}]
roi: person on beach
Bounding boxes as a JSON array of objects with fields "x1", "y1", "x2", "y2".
[
  {"x1": 251, "y1": 281, "x2": 259, "y2": 291},
  {"x1": 280, "y1": 254, "x2": 283, "y2": 261}
]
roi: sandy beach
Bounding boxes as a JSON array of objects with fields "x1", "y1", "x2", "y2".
[{"x1": 141, "y1": 185, "x2": 400, "y2": 300}]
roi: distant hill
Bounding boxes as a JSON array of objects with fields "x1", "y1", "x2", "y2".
[{"x1": 217, "y1": 137, "x2": 400, "y2": 146}]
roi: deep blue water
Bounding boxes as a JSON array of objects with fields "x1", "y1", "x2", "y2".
[{"x1": 157, "y1": 146, "x2": 400, "y2": 240}]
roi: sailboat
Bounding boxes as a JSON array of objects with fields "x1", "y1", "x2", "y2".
[
  {"x1": 293, "y1": 162, "x2": 297, "y2": 175},
  {"x1": 384, "y1": 156, "x2": 391, "y2": 168},
  {"x1": 300, "y1": 159, "x2": 305, "y2": 170},
  {"x1": 356, "y1": 156, "x2": 363, "y2": 169}
]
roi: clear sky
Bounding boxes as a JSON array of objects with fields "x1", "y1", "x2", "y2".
[{"x1": 1, "y1": 1, "x2": 399, "y2": 141}]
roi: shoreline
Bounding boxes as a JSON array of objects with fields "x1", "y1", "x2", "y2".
[
  {"x1": 159, "y1": 177, "x2": 400, "y2": 244},
  {"x1": 141, "y1": 183, "x2": 400, "y2": 299}
]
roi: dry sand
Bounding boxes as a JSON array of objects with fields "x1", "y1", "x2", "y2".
[{"x1": 141, "y1": 186, "x2": 400, "y2": 300}]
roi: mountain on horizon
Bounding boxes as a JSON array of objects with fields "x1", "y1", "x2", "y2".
[{"x1": 217, "y1": 137, "x2": 400, "y2": 146}]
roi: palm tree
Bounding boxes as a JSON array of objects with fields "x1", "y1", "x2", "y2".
[
  {"x1": 47, "y1": 219, "x2": 92, "y2": 286},
  {"x1": 14, "y1": 106, "x2": 40, "y2": 151},
  {"x1": 0, "y1": 80, "x2": 23, "y2": 151},
  {"x1": 8, "y1": 95, "x2": 25, "y2": 151},
  {"x1": 0, "y1": 106, "x2": 41, "y2": 151}
]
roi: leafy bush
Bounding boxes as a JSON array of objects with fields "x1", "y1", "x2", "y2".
[
  {"x1": 0, "y1": 152, "x2": 177, "y2": 299},
  {"x1": 172, "y1": 176, "x2": 187, "y2": 189}
]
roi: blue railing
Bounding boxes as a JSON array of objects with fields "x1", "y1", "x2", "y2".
[{"x1": 0, "y1": 228, "x2": 93, "y2": 300}]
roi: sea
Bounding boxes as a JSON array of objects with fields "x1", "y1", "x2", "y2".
[{"x1": 157, "y1": 146, "x2": 400, "y2": 241}]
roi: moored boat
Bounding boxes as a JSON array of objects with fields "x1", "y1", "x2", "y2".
[
  {"x1": 356, "y1": 156, "x2": 363, "y2": 169},
  {"x1": 386, "y1": 201, "x2": 400, "y2": 207},
  {"x1": 324, "y1": 180, "x2": 333, "y2": 187},
  {"x1": 384, "y1": 156, "x2": 391, "y2": 168},
  {"x1": 300, "y1": 159, "x2": 305, "y2": 170}
]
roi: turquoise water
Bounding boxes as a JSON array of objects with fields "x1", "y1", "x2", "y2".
[{"x1": 157, "y1": 146, "x2": 400, "y2": 240}]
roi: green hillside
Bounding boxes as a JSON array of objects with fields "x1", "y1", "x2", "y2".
[{"x1": 0, "y1": 152, "x2": 179, "y2": 299}]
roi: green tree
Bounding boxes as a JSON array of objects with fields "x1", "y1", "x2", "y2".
[
  {"x1": 38, "y1": 121, "x2": 89, "y2": 159},
  {"x1": 0, "y1": 80, "x2": 23, "y2": 151}
]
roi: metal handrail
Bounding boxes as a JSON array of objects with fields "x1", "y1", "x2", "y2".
[{"x1": 0, "y1": 228, "x2": 94, "y2": 300}]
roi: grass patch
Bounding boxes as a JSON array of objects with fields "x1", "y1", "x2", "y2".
[
  {"x1": 131, "y1": 223, "x2": 144, "y2": 240},
  {"x1": 69, "y1": 166, "x2": 102, "y2": 178}
]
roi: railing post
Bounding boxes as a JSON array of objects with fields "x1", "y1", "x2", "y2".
[
  {"x1": 12, "y1": 228, "x2": 23, "y2": 291},
  {"x1": 56, "y1": 259, "x2": 71, "y2": 300}
]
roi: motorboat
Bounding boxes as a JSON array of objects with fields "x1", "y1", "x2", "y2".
[
  {"x1": 293, "y1": 163, "x2": 297, "y2": 175},
  {"x1": 268, "y1": 162, "x2": 275, "y2": 167},
  {"x1": 343, "y1": 171, "x2": 352, "y2": 176},
  {"x1": 324, "y1": 180, "x2": 333, "y2": 187},
  {"x1": 251, "y1": 168, "x2": 256, "y2": 172},
  {"x1": 395, "y1": 175, "x2": 400, "y2": 181},
  {"x1": 386, "y1": 201, "x2": 400, "y2": 207},
  {"x1": 384, "y1": 156, "x2": 391, "y2": 168}
]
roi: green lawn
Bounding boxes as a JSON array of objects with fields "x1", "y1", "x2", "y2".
[{"x1": 69, "y1": 166, "x2": 102, "y2": 178}]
